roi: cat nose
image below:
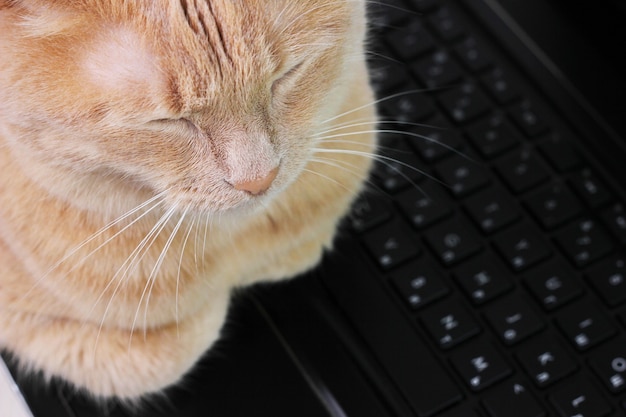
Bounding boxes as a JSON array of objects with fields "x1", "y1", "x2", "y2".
[{"x1": 230, "y1": 167, "x2": 278, "y2": 195}]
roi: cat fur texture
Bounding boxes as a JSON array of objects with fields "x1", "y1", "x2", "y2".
[{"x1": 0, "y1": 0, "x2": 377, "y2": 399}]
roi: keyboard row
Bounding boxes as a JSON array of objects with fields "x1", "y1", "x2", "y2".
[{"x1": 332, "y1": 1, "x2": 626, "y2": 416}]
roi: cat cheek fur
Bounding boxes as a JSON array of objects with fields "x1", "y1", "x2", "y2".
[{"x1": 0, "y1": 0, "x2": 377, "y2": 400}]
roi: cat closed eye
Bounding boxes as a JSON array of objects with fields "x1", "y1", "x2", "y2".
[
  {"x1": 271, "y1": 61, "x2": 304, "y2": 95},
  {"x1": 150, "y1": 117, "x2": 196, "y2": 128}
]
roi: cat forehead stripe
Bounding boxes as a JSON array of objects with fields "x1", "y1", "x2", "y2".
[{"x1": 178, "y1": 0, "x2": 234, "y2": 64}]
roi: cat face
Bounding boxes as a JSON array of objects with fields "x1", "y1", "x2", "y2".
[{"x1": 0, "y1": 0, "x2": 364, "y2": 215}]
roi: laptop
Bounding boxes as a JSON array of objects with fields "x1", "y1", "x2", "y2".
[{"x1": 4, "y1": 0, "x2": 626, "y2": 415}]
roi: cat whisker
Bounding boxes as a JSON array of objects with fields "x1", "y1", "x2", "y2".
[
  {"x1": 141, "y1": 207, "x2": 188, "y2": 339},
  {"x1": 44, "y1": 191, "x2": 168, "y2": 276},
  {"x1": 295, "y1": 42, "x2": 340, "y2": 50},
  {"x1": 317, "y1": 139, "x2": 377, "y2": 148},
  {"x1": 313, "y1": 147, "x2": 448, "y2": 192},
  {"x1": 320, "y1": 88, "x2": 437, "y2": 125},
  {"x1": 273, "y1": 1, "x2": 294, "y2": 27},
  {"x1": 318, "y1": 138, "x2": 405, "y2": 157},
  {"x1": 364, "y1": 49, "x2": 402, "y2": 64},
  {"x1": 192, "y1": 213, "x2": 201, "y2": 269},
  {"x1": 302, "y1": 167, "x2": 352, "y2": 192},
  {"x1": 176, "y1": 215, "x2": 196, "y2": 335},
  {"x1": 364, "y1": 0, "x2": 419, "y2": 15},
  {"x1": 121, "y1": 205, "x2": 180, "y2": 285},
  {"x1": 315, "y1": 118, "x2": 375, "y2": 135},
  {"x1": 309, "y1": 156, "x2": 382, "y2": 191},
  {"x1": 312, "y1": 150, "x2": 432, "y2": 202},
  {"x1": 314, "y1": 116, "x2": 374, "y2": 135},
  {"x1": 316, "y1": 119, "x2": 440, "y2": 137},
  {"x1": 317, "y1": 128, "x2": 473, "y2": 162},
  {"x1": 363, "y1": 0, "x2": 421, "y2": 30},
  {"x1": 91, "y1": 204, "x2": 179, "y2": 355},
  {"x1": 202, "y1": 210, "x2": 211, "y2": 262},
  {"x1": 21, "y1": 191, "x2": 168, "y2": 304},
  {"x1": 66, "y1": 200, "x2": 170, "y2": 277},
  {"x1": 126, "y1": 205, "x2": 178, "y2": 350}
]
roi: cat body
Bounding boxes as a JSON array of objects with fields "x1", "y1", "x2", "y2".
[{"x1": 0, "y1": 0, "x2": 376, "y2": 399}]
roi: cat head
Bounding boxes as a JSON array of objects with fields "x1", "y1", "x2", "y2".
[{"x1": 0, "y1": 0, "x2": 367, "y2": 216}]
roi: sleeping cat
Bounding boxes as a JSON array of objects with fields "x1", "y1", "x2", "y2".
[{"x1": 0, "y1": 0, "x2": 376, "y2": 399}]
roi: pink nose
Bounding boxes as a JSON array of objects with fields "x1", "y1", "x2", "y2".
[{"x1": 231, "y1": 167, "x2": 278, "y2": 195}]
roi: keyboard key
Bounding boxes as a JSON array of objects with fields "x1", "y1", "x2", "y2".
[
  {"x1": 450, "y1": 342, "x2": 512, "y2": 391},
  {"x1": 495, "y1": 147, "x2": 551, "y2": 194},
  {"x1": 386, "y1": 19, "x2": 436, "y2": 60},
  {"x1": 508, "y1": 100, "x2": 550, "y2": 138},
  {"x1": 363, "y1": 220, "x2": 421, "y2": 269},
  {"x1": 481, "y1": 67, "x2": 521, "y2": 104},
  {"x1": 524, "y1": 182, "x2": 583, "y2": 229},
  {"x1": 420, "y1": 298, "x2": 481, "y2": 348},
  {"x1": 389, "y1": 260, "x2": 449, "y2": 310},
  {"x1": 349, "y1": 194, "x2": 391, "y2": 232},
  {"x1": 424, "y1": 217, "x2": 482, "y2": 265},
  {"x1": 438, "y1": 81, "x2": 492, "y2": 124},
  {"x1": 586, "y1": 256, "x2": 626, "y2": 307},
  {"x1": 537, "y1": 132, "x2": 582, "y2": 172},
  {"x1": 396, "y1": 181, "x2": 453, "y2": 229},
  {"x1": 408, "y1": 116, "x2": 463, "y2": 162},
  {"x1": 369, "y1": 57, "x2": 412, "y2": 94},
  {"x1": 380, "y1": 90, "x2": 436, "y2": 123},
  {"x1": 482, "y1": 380, "x2": 546, "y2": 417},
  {"x1": 320, "y1": 246, "x2": 463, "y2": 417},
  {"x1": 464, "y1": 186, "x2": 520, "y2": 234},
  {"x1": 516, "y1": 335, "x2": 577, "y2": 388},
  {"x1": 413, "y1": 129, "x2": 465, "y2": 163},
  {"x1": 554, "y1": 218, "x2": 613, "y2": 268},
  {"x1": 556, "y1": 301, "x2": 616, "y2": 351},
  {"x1": 428, "y1": 5, "x2": 466, "y2": 41},
  {"x1": 454, "y1": 255, "x2": 513, "y2": 304},
  {"x1": 435, "y1": 155, "x2": 490, "y2": 197},
  {"x1": 589, "y1": 337, "x2": 626, "y2": 393},
  {"x1": 569, "y1": 169, "x2": 613, "y2": 209},
  {"x1": 453, "y1": 36, "x2": 494, "y2": 73},
  {"x1": 602, "y1": 202, "x2": 626, "y2": 244},
  {"x1": 523, "y1": 261, "x2": 583, "y2": 310},
  {"x1": 493, "y1": 223, "x2": 551, "y2": 271},
  {"x1": 374, "y1": 135, "x2": 425, "y2": 192},
  {"x1": 483, "y1": 295, "x2": 544, "y2": 345},
  {"x1": 466, "y1": 113, "x2": 522, "y2": 159},
  {"x1": 413, "y1": 49, "x2": 464, "y2": 88},
  {"x1": 549, "y1": 377, "x2": 612, "y2": 417}
]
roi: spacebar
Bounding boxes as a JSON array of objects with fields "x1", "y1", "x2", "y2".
[{"x1": 319, "y1": 247, "x2": 462, "y2": 417}]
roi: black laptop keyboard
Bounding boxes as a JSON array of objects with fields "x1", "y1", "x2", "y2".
[{"x1": 321, "y1": 1, "x2": 626, "y2": 416}]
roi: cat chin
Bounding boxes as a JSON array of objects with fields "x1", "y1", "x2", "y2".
[
  {"x1": 165, "y1": 175, "x2": 293, "y2": 222},
  {"x1": 198, "y1": 193, "x2": 280, "y2": 225},
  {"x1": 187, "y1": 202, "x2": 264, "y2": 227}
]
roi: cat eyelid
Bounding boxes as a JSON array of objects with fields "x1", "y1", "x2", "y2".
[
  {"x1": 271, "y1": 61, "x2": 305, "y2": 95},
  {"x1": 149, "y1": 117, "x2": 196, "y2": 130},
  {"x1": 280, "y1": 61, "x2": 304, "y2": 79}
]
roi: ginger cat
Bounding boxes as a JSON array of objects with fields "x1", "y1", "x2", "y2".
[{"x1": 0, "y1": 0, "x2": 376, "y2": 399}]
